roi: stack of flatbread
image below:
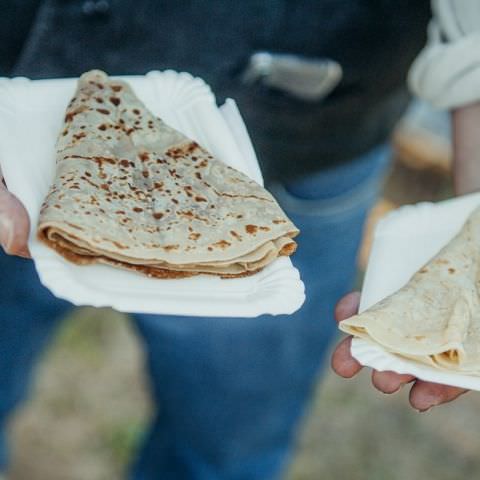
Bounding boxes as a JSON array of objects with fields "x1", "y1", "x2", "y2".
[
  {"x1": 340, "y1": 206, "x2": 480, "y2": 375},
  {"x1": 37, "y1": 70, "x2": 298, "y2": 278}
]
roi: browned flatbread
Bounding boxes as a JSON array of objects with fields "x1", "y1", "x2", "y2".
[{"x1": 37, "y1": 70, "x2": 299, "y2": 278}]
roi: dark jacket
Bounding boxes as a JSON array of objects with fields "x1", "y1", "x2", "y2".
[{"x1": 2, "y1": 0, "x2": 431, "y2": 182}]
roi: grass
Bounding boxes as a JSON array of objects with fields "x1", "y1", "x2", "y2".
[{"x1": 7, "y1": 310, "x2": 152, "y2": 480}]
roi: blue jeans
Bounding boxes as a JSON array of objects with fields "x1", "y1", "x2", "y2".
[{"x1": 0, "y1": 145, "x2": 389, "y2": 479}]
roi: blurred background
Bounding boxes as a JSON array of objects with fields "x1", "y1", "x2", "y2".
[{"x1": 6, "y1": 99, "x2": 477, "y2": 480}]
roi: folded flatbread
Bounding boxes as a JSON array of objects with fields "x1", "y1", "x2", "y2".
[
  {"x1": 37, "y1": 70, "x2": 298, "y2": 278},
  {"x1": 340, "y1": 206, "x2": 480, "y2": 375}
]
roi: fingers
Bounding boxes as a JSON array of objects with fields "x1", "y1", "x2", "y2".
[
  {"x1": 331, "y1": 336, "x2": 363, "y2": 378},
  {"x1": 371, "y1": 370, "x2": 415, "y2": 394},
  {"x1": 371, "y1": 374, "x2": 467, "y2": 411},
  {"x1": 409, "y1": 380, "x2": 468, "y2": 412},
  {"x1": 0, "y1": 181, "x2": 31, "y2": 257},
  {"x1": 334, "y1": 291, "x2": 361, "y2": 322}
]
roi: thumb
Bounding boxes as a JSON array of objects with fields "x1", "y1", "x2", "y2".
[
  {"x1": 334, "y1": 291, "x2": 361, "y2": 322},
  {"x1": 0, "y1": 180, "x2": 31, "y2": 258}
]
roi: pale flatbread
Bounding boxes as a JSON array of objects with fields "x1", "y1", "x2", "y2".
[{"x1": 340, "y1": 206, "x2": 480, "y2": 374}]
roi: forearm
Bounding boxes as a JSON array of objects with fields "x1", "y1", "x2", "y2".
[
  {"x1": 407, "y1": 0, "x2": 480, "y2": 196},
  {"x1": 452, "y1": 101, "x2": 480, "y2": 195}
]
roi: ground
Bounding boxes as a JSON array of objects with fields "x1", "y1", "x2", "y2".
[{"x1": 7, "y1": 154, "x2": 477, "y2": 480}]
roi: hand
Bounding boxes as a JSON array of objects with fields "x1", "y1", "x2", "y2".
[
  {"x1": 0, "y1": 176, "x2": 30, "y2": 257},
  {"x1": 331, "y1": 292, "x2": 468, "y2": 411}
]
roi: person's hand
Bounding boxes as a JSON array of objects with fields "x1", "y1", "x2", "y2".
[
  {"x1": 331, "y1": 292, "x2": 468, "y2": 411},
  {"x1": 0, "y1": 176, "x2": 30, "y2": 257}
]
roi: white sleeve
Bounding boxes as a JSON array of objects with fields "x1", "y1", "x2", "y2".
[{"x1": 408, "y1": 0, "x2": 480, "y2": 109}]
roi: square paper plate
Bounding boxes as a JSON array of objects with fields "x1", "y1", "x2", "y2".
[
  {"x1": 353, "y1": 192, "x2": 480, "y2": 390},
  {"x1": 0, "y1": 71, "x2": 305, "y2": 317}
]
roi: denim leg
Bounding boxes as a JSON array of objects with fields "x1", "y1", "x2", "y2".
[
  {"x1": 130, "y1": 146, "x2": 391, "y2": 480},
  {"x1": 0, "y1": 253, "x2": 71, "y2": 469}
]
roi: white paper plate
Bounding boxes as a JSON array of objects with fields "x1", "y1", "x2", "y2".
[
  {"x1": 0, "y1": 71, "x2": 305, "y2": 317},
  {"x1": 352, "y1": 192, "x2": 480, "y2": 390}
]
